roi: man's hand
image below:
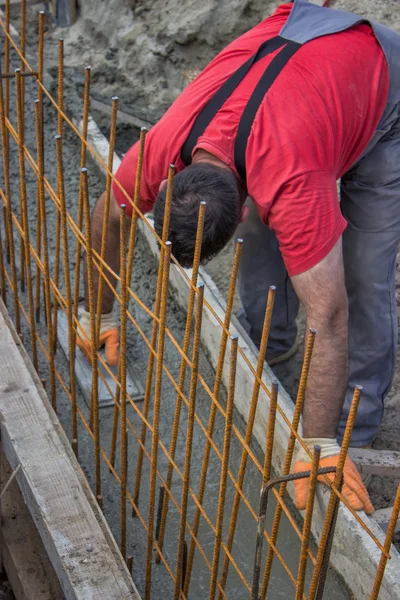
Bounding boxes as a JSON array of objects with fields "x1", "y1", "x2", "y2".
[
  {"x1": 293, "y1": 438, "x2": 374, "y2": 514},
  {"x1": 76, "y1": 310, "x2": 119, "y2": 367}
]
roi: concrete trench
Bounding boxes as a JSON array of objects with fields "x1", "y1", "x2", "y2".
[{"x1": 0, "y1": 48, "x2": 357, "y2": 600}]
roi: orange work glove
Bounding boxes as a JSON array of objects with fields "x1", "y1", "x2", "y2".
[
  {"x1": 292, "y1": 438, "x2": 374, "y2": 515},
  {"x1": 76, "y1": 309, "x2": 119, "y2": 367}
]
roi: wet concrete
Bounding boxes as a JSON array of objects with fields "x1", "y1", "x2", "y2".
[{"x1": 0, "y1": 52, "x2": 352, "y2": 600}]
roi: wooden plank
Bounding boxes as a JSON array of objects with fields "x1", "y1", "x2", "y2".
[
  {"x1": 348, "y1": 448, "x2": 400, "y2": 477},
  {"x1": 371, "y1": 507, "x2": 400, "y2": 534},
  {"x1": 90, "y1": 98, "x2": 154, "y2": 131},
  {"x1": 0, "y1": 299, "x2": 140, "y2": 600},
  {"x1": 1, "y1": 455, "x2": 64, "y2": 600}
]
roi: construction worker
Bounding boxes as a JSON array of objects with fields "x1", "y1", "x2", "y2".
[{"x1": 78, "y1": 0, "x2": 400, "y2": 515}]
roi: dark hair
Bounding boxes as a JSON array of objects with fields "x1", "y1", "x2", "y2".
[{"x1": 153, "y1": 163, "x2": 241, "y2": 267}]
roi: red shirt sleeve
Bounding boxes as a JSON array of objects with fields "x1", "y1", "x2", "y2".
[
  {"x1": 112, "y1": 141, "x2": 156, "y2": 218},
  {"x1": 266, "y1": 171, "x2": 347, "y2": 276}
]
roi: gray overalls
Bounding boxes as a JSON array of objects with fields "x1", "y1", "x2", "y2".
[{"x1": 182, "y1": 0, "x2": 400, "y2": 447}]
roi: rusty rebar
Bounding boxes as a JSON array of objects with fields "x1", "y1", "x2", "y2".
[
  {"x1": 95, "y1": 96, "x2": 118, "y2": 342},
  {"x1": 14, "y1": 70, "x2": 25, "y2": 294},
  {"x1": 15, "y1": 70, "x2": 38, "y2": 370},
  {"x1": 295, "y1": 445, "x2": 321, "y2": 600},
  {"x1": 209, "y1": 335, "x2": 239, "y2": 600},
  {"x1": 370, "y1": 484, "x2": 400, "y2": 600},
  {"x1": 261, "y1": 328, "x2": 316, "y2": 597},
  {"x1": 184, "y1": 239, "x2": 243, "y2": 596},
  {"x1": 144, "y1": 241, "x2": 172, "y2": 600},
  {"x1": 307, "y1": 385, "x2": 362, "y2": 600},
  {"x1": 52, "y1": 39, "x2": 65, "y2": 353},
  {"x1": 34, "y1": 99, "x2": 56, "y2": 408},
  {"x1": 263, "y1": 381, "x2": 279, "y2": 485},
  {"x1": 126, "y1": 127, "x2": 147, "y2": 284},
  {"x1": 156, "y1": 200, "x2": 206, "y2": 561},
  {"x1": 72, "y1": 65, "x2": 91, "y2": 359},
  {"x1": 81, "y1": 167, "x2": 101, "y2": 503},
  {"x1": 132, "y1": 165, "x2": 174, "y2": 515},
  {"x1": 0, "y1": 216, "x2": 6, "y2": 305},
  {"x1": 55, "y1": 134, "x2": 77, "y2": 453},
  {"x1": 174, "y1": 282, "x2": 205, "y2": 600},
  {"x1": 0, "y1": 57, "x2": 20, "y2": 333},
  {"x1": 0, "y1": 71, "x2": 38, "y2": 78},
  {"x1": 216, "y1": 286, "x2": 276, "y2": 598},
  {"x1": 109, "y1": 127, "x2": 147, "y2": 469},
  {"x1": 34, "y1": 11, "x2": 45, "y2": 322},
  {"x1": 119, "y1": 203, "x2": 128, "y2": 560}
]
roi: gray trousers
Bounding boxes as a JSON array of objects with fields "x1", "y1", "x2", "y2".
[{"x1": 237, "y1": 118, "x2": 400, "y2": 447}]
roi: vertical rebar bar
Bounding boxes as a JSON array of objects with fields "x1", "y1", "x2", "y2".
[
  {"x1": 209, "y1": 335, "x2": 239, "y2": 600},
  {"x1": 132, "y1": 165, "x2": 174, "y2": 515},
  {"x1": 126, "y1": 127, "x2": 147, "y2": 284},
  {"x1": 144, "y1": 241, "x2": 172, "y2": 600},
  {"x1": 184, "y1": 239, "x2": 243, "y2": 596},
  {"x1": 156, "y1": 200, "x2": 206, "y2": 560},
  {"x1": 110, "y1": 127, "x2": 147, "y2": 469},
  {"x1": 55, "y1": 134, "x2": 77, "y2": 454},
  {"x1": 307, "y1": 385, "x2": 362, "y2": 600},
  {"x1": 35, "y1": 10, "x2": 45, "y2": 322},
  {"x1": 261, "y1": 328, "x2": 316, "y2": 598},
  {"x1": 295, "y1": 445, "x2": 321, "y2": 600},
  {"x1": 34, "y1": 99, "x2": 57, "y2": 408},
  {"x1": 72, "y1": 65, "x2": 91, "y2": 363},
  {"x1": 119, "y1": 203, "x2": 128, "y2": 560},
  {"x1": 14, "y1": 70, "x2": 26, "y2": 294},
  {"x1": 0, "y1": 57, "x2": 20, "y2": 333},
  {"x1": 215, "y1": 286, "x2": 276, "y2": 598},
  {"x1": 174, "y1": 282, "x2": 205, "y2": 600},
  {"x1": 95, "y1": 96, "x2": 118, "y2": 341},
  {"x1": 370, "y1": 485, "x2": 400, "y2": 600},
  {"x1": 15, "y1": 70, "x2": 38, "y2": 370},
  {"x1": 81, "y1": 167, "x2": 101, "y2": 504},
  {"x1": 52, "y1": 38, "x2": 65, "y2": 353}
]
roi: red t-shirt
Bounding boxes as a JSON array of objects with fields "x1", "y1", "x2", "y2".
[{"x1": 113, "y1": 3, "x2": 389, "y2": 276}]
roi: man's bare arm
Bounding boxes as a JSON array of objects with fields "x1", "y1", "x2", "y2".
[
  {"x1": 291, "y1": 237, "x2": 349, "y2": 438},
  {"x1": 84, "y1": 191, "x2": 124, "y2": 314}
]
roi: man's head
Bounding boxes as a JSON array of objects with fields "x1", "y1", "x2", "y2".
[{"x1": 154, "y1": 162, "x2": 246, "y2": 267}]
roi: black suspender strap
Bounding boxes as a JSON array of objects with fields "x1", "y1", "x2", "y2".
[
  {"x1": 181, "y1": 35, "x2": 288, "y2": 166},
  {"x1": 180, "y1": 35, "x2": 303, "y2": 183},
  {"x1": 234, "y1": 40, "x2": 302, "y2": 181}
]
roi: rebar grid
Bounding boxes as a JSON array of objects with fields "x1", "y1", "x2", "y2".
[{"x1": 0, "y1": 6, "x2": 398, "y2": 600}]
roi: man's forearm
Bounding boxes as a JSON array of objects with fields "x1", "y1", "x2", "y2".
[
  {"x1": 84, "y1": 191, "x2": 121, "y2": 314},
  {"x1": 302, "y1": 314, "x2": 348, "y2": 439}
]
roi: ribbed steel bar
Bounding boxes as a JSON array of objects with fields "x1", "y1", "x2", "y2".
[
  {"x1": 34, "y1": 99, "x2": 56, "y2": 408},
  {"x1": 173, "y1": 282, "x2": 205, "y2": 600},
  {"x1": 0, "y1": 56, "x2": 20, "y2": 333},
  {"x1": 52, "y1": 38, "x2": 64, "y2": 353},
  {"x1": 55, "y1": 134, "x2": 77, "y2": 454},
  {"x1": 119, "y1": 203, "x2": 128, "y2": 560},
  {"x1": 261, "y1": 328, "x2": 316, "y2": 597},
  {"x1": 144, "y1": 241, "x2": 172, "y2": 600},
  {"x1": 216, "y1": 286, "x2": 276, "y2": 597},
  {"x1": 109, "y1": 126, "x2": 147, "y2": 468},
  {"x1": 18, "y1": 0, "x2": 26, "y2": 291},
  {"x1": 81, "y1": 167, "x2": 101, "y2": 504},
  {"x1": 72, "y1": 65, "x2": 91, "y2": 364},
  {"x1": 15, "y1": 69, "x2": 38, "y2": 370},
  {"x1": 0, "y1": 214, "x2": 6, "y2": 304},
  {"x1": 183, "y1": 239, "x2": 243, "y2": 597},
  {"x1": 95, "y1": 96, "x2": 118, "y2": 341},
  {"x1": 370, "y1": 484, "x2": 400, "y2": 600},
  {"x1": 307, "y1": 386, "x2": 362, "y2": 599},
  {"x1": 156, "y1": 200, "x2": 206, "y2": 561},
  {"x1": 262, "y1": 381, "x2": 279, "y2": 485},
  {"x1": 209, "y1": 335, "x2": 239, "y2": 600},
  {"x1": 295, "y1": 446, "x2": 321, "y2": 600},
  {"x1": 132, "y1": 165, "x2": 174, "y2": 515},
  {"x1": 34, "y1": 10, "x2": 45, "y2": 322}
]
